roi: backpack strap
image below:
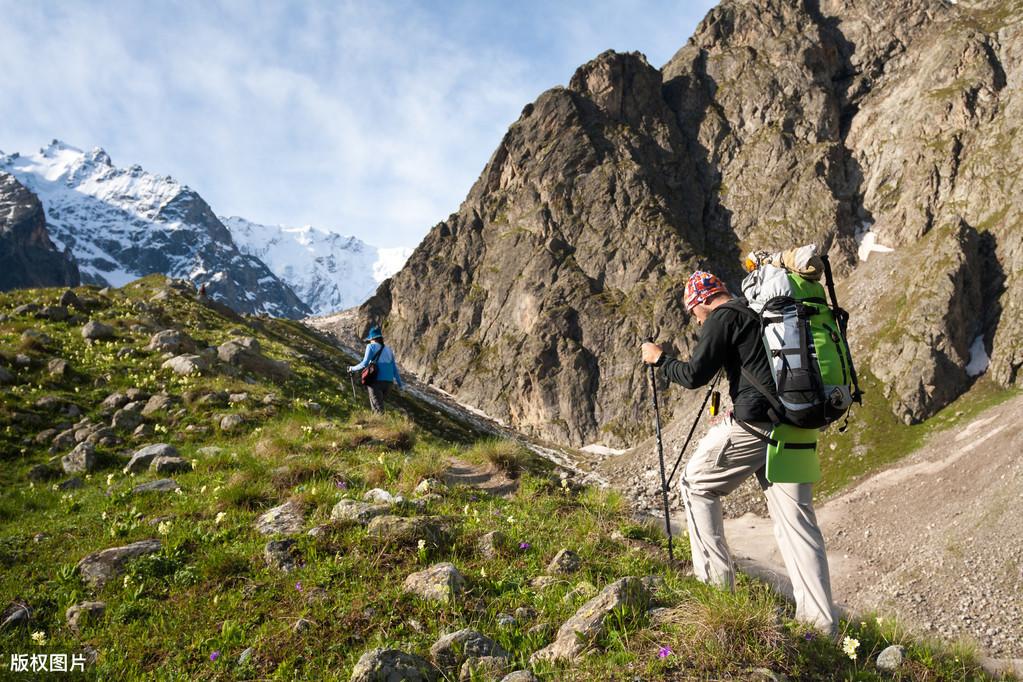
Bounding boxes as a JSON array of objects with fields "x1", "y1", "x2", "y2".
[
  {"x1": 369, "y1": 343, "x2": 385, "y2": 365},
  {"x1": 740, "y1": 366, "x2": 785, "y2": 426}
]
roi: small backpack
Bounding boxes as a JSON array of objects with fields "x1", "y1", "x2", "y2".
[
  {"x1": 740, "y1": 245, "x2": 863, "y2": 429},
  {"x1": 360, "y1": 343, "x2": 385, "y2": 386}
]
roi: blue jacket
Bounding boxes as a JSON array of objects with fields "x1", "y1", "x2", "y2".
[{"x1": 350, "y1": 342, "x2": 403, "y2": 387}]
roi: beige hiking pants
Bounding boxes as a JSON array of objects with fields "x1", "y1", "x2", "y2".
[{"x1": 680, "y1": 415, "x2": 837, "y2": 634}]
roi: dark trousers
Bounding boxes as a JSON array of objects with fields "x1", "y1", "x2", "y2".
[{"x1": 367, "y1": 382, "x2": 390, "y2": 413}]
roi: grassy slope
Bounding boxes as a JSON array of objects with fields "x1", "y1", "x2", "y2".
[{"x1": 0, "y1": 277, "x2": 1010, "y2": 680}]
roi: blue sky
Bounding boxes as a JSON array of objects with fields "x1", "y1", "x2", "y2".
[{"x1": 0, "y1": 0, "x2": 718, "y2": 249}]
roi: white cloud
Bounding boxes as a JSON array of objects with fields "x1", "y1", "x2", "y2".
[{"x1": 0, "y1": 0, "x2": 717, "y2": 249}]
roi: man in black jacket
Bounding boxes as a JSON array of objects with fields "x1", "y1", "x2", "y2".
[{"x1": 641, "y1": 270, "x2": 837, "y2": 635}]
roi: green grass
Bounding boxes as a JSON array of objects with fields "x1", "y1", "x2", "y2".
[
  {"x1": 817, "y1": 370, "x2": 1020, "y2": 498},
  {"x1": 0, "y1": 278, "x2": 1015, "y2": 680}
]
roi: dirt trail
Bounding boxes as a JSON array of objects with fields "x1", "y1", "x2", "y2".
[{"x1": 725, "y1": 395, "x2": 1023, "y2": 673}]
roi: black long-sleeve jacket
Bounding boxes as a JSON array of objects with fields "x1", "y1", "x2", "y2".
[{"x1": 658, "y1": 299, "x2": 775, "y2": 423}]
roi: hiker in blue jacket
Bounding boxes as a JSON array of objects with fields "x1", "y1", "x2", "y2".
[{"x1": 348, "y1": 326, "x2": 404, "y2": 413}]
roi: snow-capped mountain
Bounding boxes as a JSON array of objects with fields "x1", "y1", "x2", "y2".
[
  {"x1": 222, "y1": 216, "x2": 411, "y2": 315},
  {"x1": 0, "y1": 141, "x2": 310, "y2": 318}
]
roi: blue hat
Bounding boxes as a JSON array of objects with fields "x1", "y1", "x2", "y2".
[{"x1": 365, "y1": 326, "x2": 383, "y2": 341}]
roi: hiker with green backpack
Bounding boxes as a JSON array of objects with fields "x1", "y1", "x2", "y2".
[
  {"x1": 348, "y1": 326, "x2": 404, "y2": 413},
  {"x1": 641, "y1": 246, "x2": 858, "y2": 635}
]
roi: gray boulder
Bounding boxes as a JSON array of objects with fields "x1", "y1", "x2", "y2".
[
  {"x1": 110, "y1": 407, "x2": 144, "y2": 432},
  {"x1": 350, "y1": 648, "x2": 436, "y2": 682},
  {"x1": 47, "y1": 358, "x2": 70, "y2": 376},
  {"x1": 131, "y1": 479, "x2": 180, "y2": 494},
  {"x1": 82, "y1": 320, "x2": 115, "y2": 341},
  {"x1": 161, "y1": 354, "x2": 209, "y2": 376},
  {"x1": 530, "y1": 576, "x2": 649, "y2": 663},
  {"x1": 59, "y1": 289, "x2": 83, "y2": 309},
  {"x1": 877, "y1": 645, "x2": 905, "y2": 672},
  {"x1": 146, "y1": 329, "x2": 196, "y2": 354},
  {"x1": 76, "y1": 540, "x2": 162, "y2": 588},
  {"x1": 36, "y1": 305, "x2": 68, "y2": 321},
  {"x1": 218, "y1": 337, "x2": 291, "y2": 379},
  {"x1": 61, "y1": 442, "x2": 97, "y2": 474},
  {"x1": 150, "y1": 456, "x2": 191, "y2": 474},
  {"x1": 478, "y1": 530, "x2": 510, "y2": 560},
  {"x1": 330, "y1": 499, "x2": 391, "y2": 525},
  {"x1": 141, "y1": 393, "x2": 177, "y2": 416},
  {"x1": 403, "y1": 563, "x2": 465, "y2": 602},
  {"x1": 66, "y1": 601, "x2": 105, "y2": 633},
  {"x1": 430, "y1": 628, "x2": 507, "y2": 671},
  {"x1": 100, "y1": 392, "x2": 130, "y2": 413},
  {"x1": 264, "y1": 539, "x2": 301, "y2": 572},
  {"x1": 546, "y1": 549, "x2": 582, "y2": 575},
  {"x1": 367, "y1": 515, "x2": 447, "y2": 548},
  {"x1": 0, "y1": 603, "x2": 31, "y2": 631},
  {"x1": 255, "y1": 501, "x2": 305, "y2": 535},
  {"x1": 220, "y1": 414, "x2": 244, "y2": 432},
  {"x1": 123, "y1": 443, "x2": 178, "y2": 474},
  {"x1": 500, "y1": 673, "x2": 540, "y2": 682},
  {"x1": 459, "y1": 657, "x2": 512, "y2": 682}
]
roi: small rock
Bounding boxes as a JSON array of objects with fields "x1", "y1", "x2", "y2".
[
  {"x1": 459, "y1": 656, "x2": 511, "y2": 681},
  {"x1": 0, "y1": 603, "x2": 31, "y2": 631},
  {"x1": 133, "y1": 423, "x2": 155, "y2": 439},
  {"x1": 414, "y1": 478, "x2": 444, "y2": 495},
  {"x1": 34, "y1": 428, "x2": 58, "y2": 445},
  {"x1": 331, "y1": 499, "x2": 391, "y2": 525},
  {"x1": 876, "y1": 644, "x2": 905, "y2": 672},
  {"x1": 350, "y1": 648, "x2": 436, "y2": 682},
  {"x1": 496, "y1": 614, "x2": 516, "y2": 628},
  {"x1": 36, "y1": 305, "x2": 69, "y2": 322},
  {"x1": 48, "y1": 358, "x2": 70, "y2": 376},
  {"x1": 293, "y1": 618, "x2": 313, "y2": 633},
  {"x1": 146, "y1": 329, "x2": 197, "y2": 354},
  {"x1": 430, "y1": 628, "x2": 507, "y2": 670},
  {"x1": 228, "y1": 392, "x2": 249, "y2": 404},
  {"x1": 255, "y1": 500, "x2": 306, "y2": 535},
  {"x1": 101, "y1": 392, "x2": 131, "y2": 413},
  {"x1": 66, "y1": 601, "x2": 105, "y2": 634},
  {"x1": 13, "y1": 303, "x2": 40, "y2": 316},
  {"x1": 161, "y1": 354, "x2": 209, "y2": 376},
  {"x1": 500, "y1": 672, "x2": 540, "y2": 682},
  {"x1": 20, "y1": 329, "x2": 51, "y2": 347},
  {"x1": 28, "y1": 463, "x2": 59, "y2": 482},
  {"x1": 264, "y1": 539, "x2": 300, "y2": 572},
  {"x1": 368, "y1": 515, "x2": 447, "y2": 547},
  {"x1": 111, "y1": 407, "x2": 144, "y2": 431},
  {"x1": 141, "y1": 393, "x2": 176, "y2": 416},
  {"x1": 640, "y1": 574, "x2": 666, "y2": 598},
  {"x1": 238, "y1": 647, "x2": 254, "y2": 666},
  {"x1": 529, "y1": 575, "x2": 559, "y2": 590},
  {"x1": 58, "y1": 476, "x2": 84, "y2": 490},
  {"x1": 59, "y1": 290, "x2": 83, "y2": 309},
  {"x1": 218, "y1": 337, "x2": 291, "y2": 379},
  {"x1": 220, "y1": 414, "x2": 244, "y2": 432},
  {"x1": 76, "y1": 540, "x2": 162, "y2": 588},
  {"x1": 546, "y1": 549, "x2": 582, "y2": 575},
  {"x1": 131, "y1": 479, "x2": 180, "y2": 494},
  {"x1": 530, "y1": 576, "x2": 650, "y2": 663},
  {"x1": 150, "y1": 456, "x2": 191, "y2": 475},
  {"x1": 403, "y1": 563, "x2": 466, "y2": 602},
  {"x1": 363, "y1": 488, "x2": 396, "y2": 504},
  {"x1": 196, "y1": 446, "x2": 222, "y2": 457},
  {"x1": 123, "y1": 443, "x2": 178, "y2": 474},
  {"x1": 478, "y1": 531, "x2": 509, "y2": 560},
  {"x1": 61, "y1": 442, "x2": 97, "y2": 474},
  {"x1": 82, "y1": 320, "x2": 116, "y2": 341}
]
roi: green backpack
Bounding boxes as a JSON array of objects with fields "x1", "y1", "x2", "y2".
[{"x1": 739, "y1": 246, "x2": 863, "y2": 482}]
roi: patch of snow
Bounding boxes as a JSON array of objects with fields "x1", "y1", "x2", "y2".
[
  {"x1": 854, "y1": 221, "x2": 895, "y2": 262},
  {"x1": 581, "y1": 444, "x2": 629, "y2": 456},
  {"x1": 966, "y1": 334, "x2": 990, "y2": 377}
]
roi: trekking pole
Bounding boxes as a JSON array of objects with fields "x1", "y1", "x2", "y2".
[
  {"x1": 349, "y1": 371, "x2": 357, "y2": 401},
  {"x1": 646, "y1": 338, "x2": 675, "y2": 564},
  {"x1": 666, "y1": 370, "x2": 721, "y2": 487}
]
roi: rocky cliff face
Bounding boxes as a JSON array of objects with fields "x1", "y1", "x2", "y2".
[
  {"x1": 0, "y1": 172, "x2": 80, "y2": 291},
  {"x1": 362, "y1": 0, "x2": 1023, "y2": 446}
]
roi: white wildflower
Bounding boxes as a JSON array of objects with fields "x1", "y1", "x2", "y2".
[
  {"x1": 417, "y1": 539, "x2": 426, "y2": 551},
  {"x1": 215, "y1": 512, "x2": 226, "y2": 525},
  {"x1": 200, "y1": 485, "x2": 207, "y2": 494},
  {"x1": 106, "y1": 473, "x2": 115, "y2": 486},
  {"x1": 157, "y1": 520, "x2": 172, "y2": 535},
  {"x1": 30, "y1": 631, "x2": 47, "y2": 646},
  {"x1": 842, "y1": 636, "x2": 859, "y2": 661}
]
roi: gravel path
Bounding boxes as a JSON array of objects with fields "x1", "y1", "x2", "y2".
[{"x1": 726, "y1": 395, "x2": 1023, "y2": 666}]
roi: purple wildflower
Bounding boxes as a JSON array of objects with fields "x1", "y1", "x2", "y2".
[
  {"x1": 210, "y1": 651, "x2": 220, "y2": 662},
  {"x1": 804, "y1": 632, "x2": 815, "y2": 641},
  {"x1": 295, "y1": 581, "x2": 303, "y2": 592},
  {"x1": 658, "y1": 645, "x2": 672, "y2": 659},
  {"x1": 335, "y1": 479, "x2": 347, "y2": 489},
  {"x1": 519, "y1": 542, "x2": 530, "y2": 550}
]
